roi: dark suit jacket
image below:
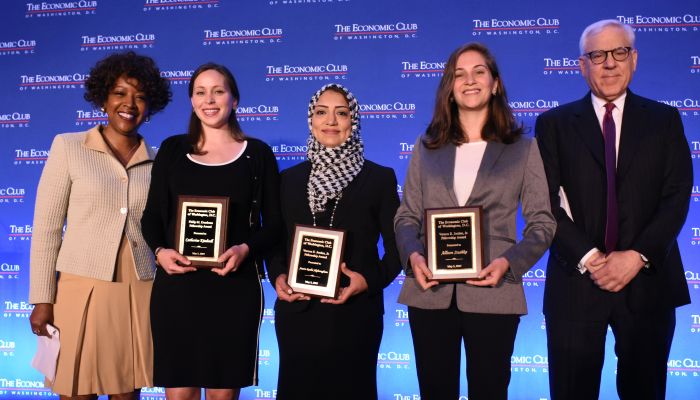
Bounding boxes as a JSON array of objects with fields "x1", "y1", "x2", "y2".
[
  {"x1": 268, "y1": 160, "x2": 402, "y2": 315},
  {"x1": 536, "y1": 90, "x2": 692, "y2": 321}
]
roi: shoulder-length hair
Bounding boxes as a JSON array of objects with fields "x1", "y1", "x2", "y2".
[
  {"x1": 187, "y1": 63, "x2": 245, "y2": 155},
  {"x1": 423, "y1": 42, "x2": 523, "y2": 149}
]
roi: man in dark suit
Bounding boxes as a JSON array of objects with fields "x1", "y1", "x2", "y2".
[{"x1": 536, "y1": 19, "x2": 692, "y2": 400}]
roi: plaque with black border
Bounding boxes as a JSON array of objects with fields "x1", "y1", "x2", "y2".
[
  {"x1": 425, "y1": 206, "x2": 484, "y2": 281},
  {"x1": 175, "y1": 195, "x2": 229, "y2": 268},
  {"x1": 287, "y1": 224, "x2": 345, "y2": 298}
]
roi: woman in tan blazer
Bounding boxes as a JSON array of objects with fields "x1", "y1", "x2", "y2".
[{"x1": 28, "y1": 52, "x2": 171, "y2": 400}]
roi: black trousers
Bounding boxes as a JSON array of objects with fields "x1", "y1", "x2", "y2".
[
  {"x1": 275, "y1": 299, "x2": 383, "y2": 400},
  {"x1": 546, "y1": 297, "x2": 676, "y2": 400},
  {"x1": 408, "y1": 301, "x2": 520, "y2": 400}
]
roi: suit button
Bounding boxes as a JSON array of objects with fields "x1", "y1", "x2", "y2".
[
  {"x1": 120, "y1": 207, "x2": 127, "y2": 214},
  {"x1": 121, "y1": 176, "x2": 127, "y2": 182},
  {"x1": 132, "y1": 242, "x2": 138, "y2": 248}
]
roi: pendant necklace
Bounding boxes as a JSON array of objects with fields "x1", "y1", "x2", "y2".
[
  {"x1": 101, "y1": 131, "x2": 140, "y2": 167},
  {"x1": 311, "y1": 194, "x2": 342, "y2": 228}
]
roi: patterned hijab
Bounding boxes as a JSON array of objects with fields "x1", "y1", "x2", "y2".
[{"x1": 306, "y1": 83, "x2": 365, "y2": 213}]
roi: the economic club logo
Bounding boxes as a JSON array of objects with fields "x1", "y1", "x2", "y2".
[
  {"x1": 511, "y1": 353, "x2": 548, "y2": 373},
  {"x1": 690, "y1": 141, "x2": 700, "y2": 160},
  {"x1": 0, "y1": 113, "x2": 30, "y2": 128},
  {"x1": 0, "y1": 338, "x2": 16, "y2": 357},
  {"x1": 543, "y1": 56, "x2": 580, "y2": 76},
  {"x1": 0, "y1": 39, "x2": 36, "y2": 56},
  {"x1": 161, "y1": 69, "x2": 194, "y2": 85},
  {"x1": 143, "y1": 0, "x2": 220, "y2": 11},
  {"x1": 690, "y1": 227, "x2": 700, "y2": 245},
  {"x1": 18, "y1": 72, "x2": 88, "y2": 91},
  {"x1": 268, "y1": 0, "x2": 349, "y2": 6},
  {"x1": 0, "y1": 187, "x2": 26, "y2": 205},
  {"x1": 509, "y1": 99, "x2": 560, "y2": 117},
  {"x1": 80, "y1": 33, "x2": 156, "y2": 51},
  {"x1": 0, "y1": 263, "x2": 20, "y2": 281},
  {"x1": 691, "y1": 314, "x2": 700, "y2": 334},
  {"x1": 398, "y1": 142, "x2": 414, "y2": 160},
  {"x1": 75, "y1": 109, "x2": 107, "y2": 127},
  {"x1": 400, "y1": 60, "x2": 445, "y2": 79},
  {"x1": 203, "y1": 27, "x2": 283, "y2": 46},
  {"x1": 522, "y1": 268, "x2": 546, "y2": 287},
  {"x1": 25, "y1": 1, "x2": 97, "y2": 18},
  {"x1": 3, "y1": 300, "x2": 33, "y2": 318},
  {"x1": 236, "y1": 105, "x2": 280, "y2": 122},
  {"x1": 471, "y1": 16, "x2": 560, "y2": 36},
  {"x1": 333, "y1": 22, "x2": 418, "y2": 40},
  {"x1": 394, "y1": 307, "x2": 408, "y2": 327},
  {"x1": 377, "y1": 350, "x2": 411, "y2": 370},
  {"x1": 688, "y1": 269, "x2": 700, "y2": 290},
  {"x1": 616, "y1": 14, "x2": 700, "y2": 32},
  {"x1": 14, "y1": 148, "x2": 48, "y2": 166},
  {"x1": 359, "y1": 101, "x2": 416, "y2": 120},
  {"x1": 272, "y1": 143, "x2": 306, "y2": 161},
  {"x1": 265, "y1": 63, "x2": 348, "y2": 82},
  {"x1": 7, "y1": 224, "x2": 32, "y2": 241},
  {"x1": 658, "y1": 98, "x2": 700, "y2": 117}
]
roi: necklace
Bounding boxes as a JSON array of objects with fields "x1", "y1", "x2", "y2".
[
  {"x1": 101, "y1": 131, "x2": 140, "y2": 167},
  {"x1": 311, "y1": 194, "x2": 342, "y2": 228}
]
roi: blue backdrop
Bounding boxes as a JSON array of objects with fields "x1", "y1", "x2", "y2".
[{"x1": 1, "y1": 1, "x2": 699, "y2": 399}]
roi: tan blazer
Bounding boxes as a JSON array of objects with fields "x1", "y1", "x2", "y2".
[
  {"x1": 29, "y1": 126, "x2": 156, "y2": 304},
  {"x1": 395, "y1": 136, "x2": 555, "y2": 315}
]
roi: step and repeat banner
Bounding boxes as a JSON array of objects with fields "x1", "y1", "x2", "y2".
[{"x1": 1, "y1": 1, "x2": 698, "y2": 399}]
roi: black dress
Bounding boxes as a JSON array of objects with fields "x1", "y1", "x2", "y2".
[
  {"x1": 268, "y1": 160, "x2": 401, "y2": 400},
  {"x1": 141, "y1": 135, "x2": 281, "y2": 388}
]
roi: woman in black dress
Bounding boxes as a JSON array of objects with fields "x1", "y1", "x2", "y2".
[
  {"x1": 269, "y1": 83, "x2": 402, "y2": 400},
  {"x1": 141, "y1": 63, "x2": 281, "y2": 400}
]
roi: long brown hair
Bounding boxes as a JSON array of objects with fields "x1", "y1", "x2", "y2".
[
  {"x1": 423, "y1": 42, "x2": 523, "y2": 149},
  {"x1": 187, "y1": 63, "x2": 245, "y2": 154}
]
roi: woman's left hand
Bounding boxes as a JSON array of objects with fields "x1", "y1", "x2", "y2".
[
  {"x1": 321, "y1": 263, "x2": 368, "y2": 305},
  {"x1": 214, "y1": 243, "x2": 249, "y2": 276},
  {"x1": 466, "y1": 257, "x2": 510, "y2": 287}
]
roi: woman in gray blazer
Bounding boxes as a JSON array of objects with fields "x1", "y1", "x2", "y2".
[{"x1": 394, "y1": 43, "x2": 556, "y2": 399}]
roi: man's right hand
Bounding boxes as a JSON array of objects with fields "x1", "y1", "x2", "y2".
[{"x1": 585, "y1": 250, "x2": 606, "y2": 273}]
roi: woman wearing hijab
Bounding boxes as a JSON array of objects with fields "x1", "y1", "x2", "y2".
[{"x1": 269, "y1": 83, "x2": 402, "y2": 400}]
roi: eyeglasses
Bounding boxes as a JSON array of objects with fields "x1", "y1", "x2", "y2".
[{"x1": 582, "y1": 46, "x2": 633, "y2": 65}]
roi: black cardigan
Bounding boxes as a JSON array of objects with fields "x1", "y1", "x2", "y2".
[{"x1": 140, "y1": 134, "x2": 282, "y2": 276}]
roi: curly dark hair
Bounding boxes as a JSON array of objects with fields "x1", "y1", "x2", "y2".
[{"x1": 84, "y1": 51, "x2": 172, "y2": 116}]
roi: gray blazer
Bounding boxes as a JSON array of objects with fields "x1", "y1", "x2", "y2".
[{"x1": 395, "y1": 135, "x2": 555, "y2": 315}]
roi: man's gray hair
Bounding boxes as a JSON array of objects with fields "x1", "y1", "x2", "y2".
[{"x1": 579, "y1": 19, "x2": 635, "y2": 55}]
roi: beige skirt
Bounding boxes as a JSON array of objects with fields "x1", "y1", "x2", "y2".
[{"x1": 49, "y1": 235, "x2": 153, "y2": 396}]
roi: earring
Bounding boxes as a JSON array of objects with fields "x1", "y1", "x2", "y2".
[
  {"x1": 492, "y1": 90, "x2": 497, "y2": 95},
  {"x1": 145, "y1": 115, "x2": 150, "y2": 123},
  {"x1": 100, "y1": 107, "x2": 105, "y2": 112}
]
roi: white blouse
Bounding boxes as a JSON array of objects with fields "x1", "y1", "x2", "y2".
[{"x1": 453, "y1": 140, "x2": 487, "y2": 206}]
